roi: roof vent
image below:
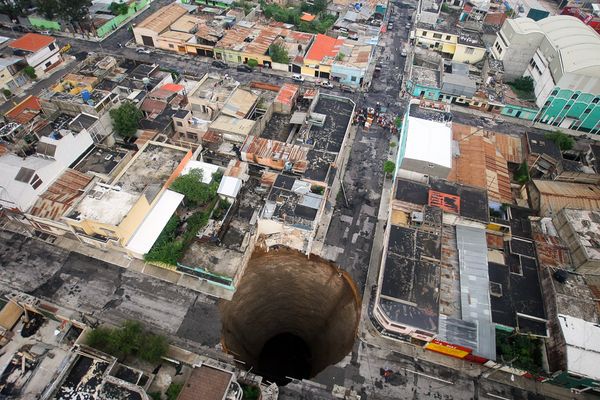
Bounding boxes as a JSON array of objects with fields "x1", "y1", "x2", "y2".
[{"x1": 553, "y1": 269, "x2": 568, "y2": 284}]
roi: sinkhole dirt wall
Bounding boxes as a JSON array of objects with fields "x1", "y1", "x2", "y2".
[{"x1": 220, "y1": 247, "x2": 361, "y2": 381}]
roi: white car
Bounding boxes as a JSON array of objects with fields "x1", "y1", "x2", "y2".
[
  {"x1": 319, "y1": 80, "x2": 334, "y2": 88},
  {"x1": 136, "y1": 47, "x2": 152, "y2": 54},
  {"x1": 292, "y1": 74, "x2": 305, "y2": 82},
  {"x1": 401, "y1": 49, "x2": 407, "y2": 57}
]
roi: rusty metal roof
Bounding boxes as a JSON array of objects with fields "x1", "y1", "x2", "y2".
[{"x1": 29, "y1": 169, "x2": 93, "y2": 220}]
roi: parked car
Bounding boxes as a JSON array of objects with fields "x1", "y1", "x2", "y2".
[
  {"x1": 212, "y1": 60, "x2": 228, "y2": 69},
  {"x1": 387, "y1": 23, "x2": 394, "y2": 30},
  {"x1": 39, "y1": 30, "x2": 51, "y2": 35},
  {"x1": 318, "y1": 80, "x2": 333, "y2": 88},
  {"x1": 340, "y1": 85, "x2": 356, "y2": 93},
  {"x1": 401, "y1": 49, "x2": 407, "y2": 57},
  {"x1": 292, "y1": 73, "x2": 305, "y2": 82},
  {"x1": 136, "y1": 47, "x2": 152, "y2": 54},
  {"x1": 405, "y1": 23, "x2": 411, "y2": 29},
  {"x1": 236, "y1": 64, "x2": 253, "y2": 73}
]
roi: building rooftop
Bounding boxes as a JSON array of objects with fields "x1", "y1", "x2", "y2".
[
  {"x1": 488, "y1": 238, "x2": 547, "y2": 336},
  {"x1": 378, "y1": 224, "x2": 442, "y2": 333},
  {"x1": 262, "y1": 175, "x2": 324, "y2": 230},
  {"x1": 559, "y1": 209, "x2": 600, "y2": 262},
  {"x1": 449, "y1": 124, "x2": 512, "y2": 203},
  {"x1": 531, "y1": 180, "x2": 600, "y2": 214},
  {"x1": 68, "y1": 143, "x2": 188, "y2": 226},
  {"x1": 536, "y1": 16, "x2": 600, "y2": 76},
  {"x1": 221, "y1": 88, "x2": 258, "y2": 119},
  {"x1": 8, "y1": 33, "x2": 54, "y2": 52},
  {"x1": 526, "y1": 131, "x2": 562, "y2": 161},
  {"x1": 403, "y1": 115, "x2": 453, "y2": 170},
  {"x1": 558, "y1": 314, "x2": 600, "y2": 380},
  {"x1": 455, "y1": 225, "x2": 496, "y2": 360},
  {"x1": 136, "y1": 2, "x2": 188, "y2": 33},
  {"x1": 216, "y1": 24, "x2": 290, "y2": 57},
  {"x1": 177, "y1": 365, "x2": 234, "y2": 400},
  {"x1": 305, "y1": 34, "x2": 345, "y2": 63},
  {"x1": 4, "y1": 95, "x2": 42, "y2": 124},
  {"x1": 29, "y1": 169, "x2": 93, "y2": 220}
]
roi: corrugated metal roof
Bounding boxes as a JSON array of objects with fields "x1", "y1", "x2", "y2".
[
  {"x1": 136, "y1": 2, "x2": 188, "y2": 33},
  {"x1": 533, "y1": 180, "x2": 600, "y2": 215},
  {"x1": 456, "y1": 225, "x2": 496, "y2": 360}
]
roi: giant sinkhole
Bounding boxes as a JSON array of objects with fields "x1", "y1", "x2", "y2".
[{"x1": 220, "y1": 247, "x2": 361, "y2": 386}]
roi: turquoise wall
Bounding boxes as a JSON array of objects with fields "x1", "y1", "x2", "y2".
[
  {"x1": 501, "y1": 104, "x2": 537, "y2": 120},
  {"x1": 536, "y1": 87, "x2": 600, "y2": 133}
]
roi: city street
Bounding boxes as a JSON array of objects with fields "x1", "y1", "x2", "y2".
[{"x1": 0, "y1": 2, "x2": 590, "y2": 399}]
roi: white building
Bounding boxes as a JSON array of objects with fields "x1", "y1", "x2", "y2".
[
  {"x1": 0, "y1": 130, "x2": 94, "y2": 212},
  {"x1": 557, "y1": 314, "x2": 600, "y2": 383},
  {"x1": 8, "y1": 33, "x2": 62, "y2": 76},
  {"x1": 396, "y1": 101, "x2": 453, "y2": 181}
]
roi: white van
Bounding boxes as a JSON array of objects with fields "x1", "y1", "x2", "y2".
[{"x1": 292, "y1": 74, "x2": 305, "y2": 82}]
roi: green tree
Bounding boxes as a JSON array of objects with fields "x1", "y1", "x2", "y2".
[
  {"x1": 3, "y1": 89, "x2": 12, "y2": 98},
  {"x1": 139, "y1": 333, "x2": 169, "y2": 363},
  {"x1": 170, "y1": 169, "x2": 215, "y2": 206},
  {"x1": 57, "y1": 0, "x2": 92, "y2": 23},
  {"x1": 545, "y1": 131, "x2": 574, "y2": 151},
  {"x1": 383, "y1": 160, "x2": 396, "y2": 176},
  {"x1": 109, "y1": 101, "x2": 143, "y2": 138},
  {"x1": 109, "y1": 1, "x2": 128, "y2": 15},
  {"x1": 36, "y1": 0, "x2": 59, "y2": 19},
  {"x1": 269, "y1": 42, "x2": 289, "y2": 64},
  {"x1": 246, "y1": 59, "x2": 258, "y2": 68},
  {"x1": 23, "y1": 66, "x2": 37, "y2": 80},
  {"x1": 514, "y1": 160, "x2": 530, "y2": 184}
]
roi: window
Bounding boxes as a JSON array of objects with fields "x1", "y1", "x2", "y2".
[
  {"x1": 433, "y1": 33, "x2": 442, "y2": 39},
  {"x1": 498, "y1": 31, "x2": 509, "y2": 48},
  {"x1": 420, "y1": 31, "x2": 427, "y2": 37},
  {"x1": 187, "y1": 132, "x2": 198, "y2": 141},
  {"x1": 494, "y1": 42, "x2": 503, "y2": 54},
  {"x1": 584, "y1": 108, "x2": 591, "y2": 114},
  {"x1": 350, "y1": 76, "x2": 356, "y2": 82},
  {"x1": 564, "y1": 104, "x2": 571, "y2": 110},
  {"x1": 571, "y1": 93, "x2": 579, "y2": 100},
  {"x1": 169, "y1": 44, "x2": 174, "y2": 48},
  {"x1": 30, "y1": 174, "x2": 43, "y2": 189},
  {"x1": 446, "y1": 35, "x2": 452, "y2": 40},
  {"x1": 593, "y1": 97, "x2": 599, "y2": 104},
  {"x1": 465, "y1": 47, "x2": 474, "y2": 55},
  {"x1": 551, "y1": 89, "x2": 558, "y2": 96},
  {"x1": 48, "y1": 43, "x2": 56, "y2": 51},
  {"x1": 45, "y1": 61, "x2": 51, "y2": 67},
  {"x1": 544, "y1": 101, "x2": 550, "y2": 107},
  {"x1": 176, "y1": 121, "x2": 183, "y2": 126}
]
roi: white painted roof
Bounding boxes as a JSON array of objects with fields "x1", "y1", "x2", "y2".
[
  {"x1": 126, "y1": 190, "x2": 184, "y2": 256},
  {"x1": 558, "y1": 314, "x2": 600, "y2": 379},
  {"x1": 537, "y1": 16, "x2": 600, "y2": 76},
  {"x1": 217, "y1": 176, "x2": 242, "y2": 198},
  {"x1": 181, "y1": 160, "x2": 220, "y2": 184},
  {"x1": 404, "y1": 116, "x2": 452, "y2": 169}
]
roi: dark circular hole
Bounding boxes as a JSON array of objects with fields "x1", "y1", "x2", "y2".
[
  {"x1": 220, "y1": 247, "x2": 360, "y2": 386},
  {"x1": 258, "y1": 332, "x2": 312, "y2": 385}
]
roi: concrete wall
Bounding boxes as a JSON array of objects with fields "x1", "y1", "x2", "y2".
[
  {"x1": 492, "y1": 21, "x2": 543, "y2": 80},
  {"x1": 452, "y1": 43, "x2": 486, "y2": 64}
]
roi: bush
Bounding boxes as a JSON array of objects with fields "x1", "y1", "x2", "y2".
[
  {"x1": 23, "y1": 66, "x2": 37, "y2": 80},
  {"x1": 166, "y1": 383, "x2": 183, "y2": 400},
  {"x1": 145, "y1": 215, "x2": 183, "y2": 265},
  {"x1": 545, "y1": 131, "x2": 574, "y2": 151},
  {"x1": 246, "y1": 59, "x2": 258, "y2": 68},
  {"x1": 496, "y1": 330, "x2": 544, "y2": 373},
  {"x1": 383, "y1": 160, "x2": 395, "y2": 176},
  {"x1": 514, "y1": 161, "x2": 530, "y2": 184},
  {"x1": 3, "y1": 88, "x2": 12, "y2": 97},
  {"x1": 510, "y1": 76, "x2": 534, "y2": 93},
  {"x1": 311, "y1": 185, "x2": 325, "y2": 195},
  {"x1": 441, "y1": 2, "x2": 450, "y2": 12},
  {"x1": 85, "y1": 321, "x2": 168, "y2": 363}
]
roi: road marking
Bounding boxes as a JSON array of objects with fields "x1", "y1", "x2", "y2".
[{"x1": 485, "y1": 393, "x2": 511, "y2": 400}]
